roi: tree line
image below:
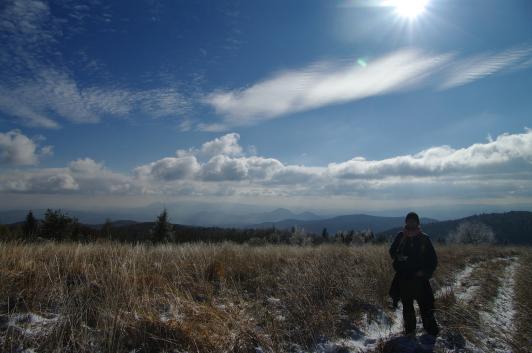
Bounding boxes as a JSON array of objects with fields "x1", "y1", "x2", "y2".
[
  {"x1": 0, "y1": 208, "x2": 383, "y2": 245},
  {"x1": 0, "y1": 208, "x2": 500, "y2": 245}
]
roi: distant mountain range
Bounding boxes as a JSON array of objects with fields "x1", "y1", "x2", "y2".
[
  {"x1": 181, "y1": 207, "x2": 324, "y2": 227},
  {"x1": 246, "y1": 214, "x2": 439, "y2": 234},
  {"x1": 3, "y1": 206, "x2": 531, "y2": 244},
  {"x1": 94, "y1": 211, "x2": 531, "y2": 244},
  {"x1": 0, "y1": 205, "x2": 324, "y2": 226},
  {"x1": 376, "y1": 211, "x2": 532, "y2": 245}
]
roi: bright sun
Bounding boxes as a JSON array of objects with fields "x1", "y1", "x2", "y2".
[{"x1": 392, "y1": 0, "x2": 429, "y2": 19}]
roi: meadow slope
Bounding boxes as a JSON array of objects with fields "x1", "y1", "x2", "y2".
[{"x1": 0, "y1": 242, "x2": 530, "y2": 353}]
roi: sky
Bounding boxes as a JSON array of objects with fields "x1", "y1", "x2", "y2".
[{"x1": 0, "y1": 0, "x2": 532, "y2": 219}]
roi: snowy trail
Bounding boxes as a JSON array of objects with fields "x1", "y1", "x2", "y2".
[
  {"x1": 436, "y1": 256, "x2": 520, "y2": 353},
  {"x1": 435, "y1": 260, "x2": 482, "y2": 302},
  {"x1": 312, "y1": 255, "x2": 519, "y2": 353},
  {"x1": 474, "y1": 257, "x2": 520, "y2": 353}
]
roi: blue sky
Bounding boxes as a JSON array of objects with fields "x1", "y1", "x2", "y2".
[{"x1": 1, "y1": 0, "x2": 532, "y2": 219}]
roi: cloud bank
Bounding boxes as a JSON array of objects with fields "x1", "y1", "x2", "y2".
[{"x1": 2, "y1": 129, "x2": 530, "y2": 206}]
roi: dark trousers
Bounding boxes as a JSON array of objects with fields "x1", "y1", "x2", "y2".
[{"x1": 398, "y1": 277, "x2": 439, "y2": 336}]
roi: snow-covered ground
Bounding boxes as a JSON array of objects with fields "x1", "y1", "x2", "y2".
[
  {"x1": 312, "y1": 305, "x2": 403, "y2": 353},
  {"x1": 474, "y1": 257, "x2": 520, "y2": 353},
  {"x1": 306, "y1": 256, "x2": 520, "y2": 353},
  {"x1": 437, "y1": 261, "x2": 482, "y2": 302}
]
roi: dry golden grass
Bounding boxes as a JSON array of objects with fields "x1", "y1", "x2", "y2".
[
  {"x1": 513, "y1": 251, "x2": 532, "y2": 353},
  {"x1": 0, "y1": 241, "x2": 528, "y2": 353}
]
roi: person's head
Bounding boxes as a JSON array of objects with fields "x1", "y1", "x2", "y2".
[{"x1": 405, "y1": 211, "x2": 420, "y2": 230}]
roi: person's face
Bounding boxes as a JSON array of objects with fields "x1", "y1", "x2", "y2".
[{"x1": 405, "y1": 219, "x2": 418, "y2": 230}]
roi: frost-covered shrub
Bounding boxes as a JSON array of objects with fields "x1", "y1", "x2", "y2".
[{"x1": 447, "y1": 220, "x2": 496, "y2": 244}]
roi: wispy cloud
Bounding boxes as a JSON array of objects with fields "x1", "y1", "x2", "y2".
[
  {"x1": 0, "y1": 0, "x2": 192, "y2": 128},
  {"x1": 205, "y1": 49, "x2": 451, "y2": 125},
  {"x1": 440, "y1": 46, "x2": 532, "y2": 89},
  {"x1": 204, "y1": 45, "x2": 532, "y2": 129},
  {"x1": 0, "y1": 69, "x2": 192, "y2": 127}
]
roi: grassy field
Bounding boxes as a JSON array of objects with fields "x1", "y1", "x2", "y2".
[{"x1": 0, "y1": 241, "x2": 530, "y2": 353}]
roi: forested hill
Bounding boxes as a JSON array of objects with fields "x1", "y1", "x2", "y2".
[{"x1": 376, "y1": 211, "x2": 532, "y2": 244}]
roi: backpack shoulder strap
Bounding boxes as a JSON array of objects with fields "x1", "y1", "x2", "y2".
[{"x1": 397, "y1": 231, "x2": 407, "y2": 253}]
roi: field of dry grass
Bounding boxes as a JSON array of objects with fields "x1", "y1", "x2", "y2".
[{"x1": 0, "y1": 241, "x2": 529, "y2": 353}]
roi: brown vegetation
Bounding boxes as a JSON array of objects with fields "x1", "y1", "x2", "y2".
[{"x1": 0, "y1": 241, "x2": 528, "y2": 353}]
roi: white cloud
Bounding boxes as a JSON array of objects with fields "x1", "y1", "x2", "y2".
[
  {"x1": 134, "y1": 156, "x2": 201, "y2": 181},
  {"x1": 39, "y1": 145, "x2": 54, "y2": 156},
  {"x1": 200, "y1": 155, "x2": 249, "y2": 181},
  {"x1": 0, "y1": 91, "x2": 60, "y2": 128},
  {"x1": 0, "y1": 0, "x2": 57, "y2": 53},
  {"x1": 0, "y1": 0, "x2": 192, "y2": 128},
  {"x1": 0, "y1": 168, "x2": 79, "y2": 193},
  {"x1": 130, "y1": 129, "x2": 532, "y2": 202},
  {"x1": 327, "y1": 127, "x2": 532, "y2": 179},
  {"x1": 204, "y1": 46, "x2": 532, "y2": 128},
  {"x1": 1, "y1": 128, "x2": 532, "y2": 207},
  {"x1": 172, "y1": 132, "x2": 244, "y2": 159},
  {"x1": 440, "y1": 46, "x2": 532, "y2": 89},
  {"x1": 198, "y1": 132, "x2": 243, "y2": 158},
  {"x1": 0, "y1": 129, "x2": 44, "y2": 165},
  {"x1": 0, "y1": 157, "x2": 134, "y2": 194},
  {"x1": 205, "y1": 49, "x2": 451, "y2": 124},
  {"x1": 195, "y1": 122, "x2": 231, "y2": 132},
  {"x1": 68, "y1": 158, "x2": 106, "y2": 175},
  {"x1": 0, "y1": 69, "x2": 192, "y2": 127},
  {"x1": 135, "y1": 133, "x2": 285, "y2": 183}
]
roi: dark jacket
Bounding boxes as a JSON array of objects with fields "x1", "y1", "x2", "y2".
[
  {"x1": 389, "y1": 230, "x2": 438, "y2": 280},
  {"x1": 388, "y1": 231, "x2": 438, "y2": 306}
]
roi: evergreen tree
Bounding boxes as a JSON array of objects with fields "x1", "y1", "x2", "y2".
[
  {"x1": 40, "y1": 209, "x2": 79, "y2": 241},
  {"x1": 321, "y1": 227, "x2": 329, "y2": 241},
  {"x1": 22, "y1": 210, "x2": 39, "y2": 240},
  {"x1": 151, "y1": 208, "x2": 174, "y2": 242}
]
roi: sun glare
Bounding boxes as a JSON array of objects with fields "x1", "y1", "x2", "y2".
[{"x1": 391, "y1": 0, "x2": 429, "y2": 19}]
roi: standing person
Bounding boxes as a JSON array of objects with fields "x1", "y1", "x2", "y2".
[{"x1": 388, "y1": 211, "x2": 439, "y2": 339}]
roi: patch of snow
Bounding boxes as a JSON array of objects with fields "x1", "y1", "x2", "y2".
[
  {"x1": 313, "y1": 304, "x2": 404, "y2": 353},
  {"x1": 436, "y1": 260, "x2": 483, "y2": 302},
  {"x1": 437, "y1": 256, "x2": 512, "y2": 303},
  {"x1": 159, "y1": 305, "x2": 186, "y2": 323},
  {"x1": 7, "y1": 312, "x2": 60, "y2": 336},
  {"x1": 266, "y1": 297, "x2": 281, "y2": 304}
]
